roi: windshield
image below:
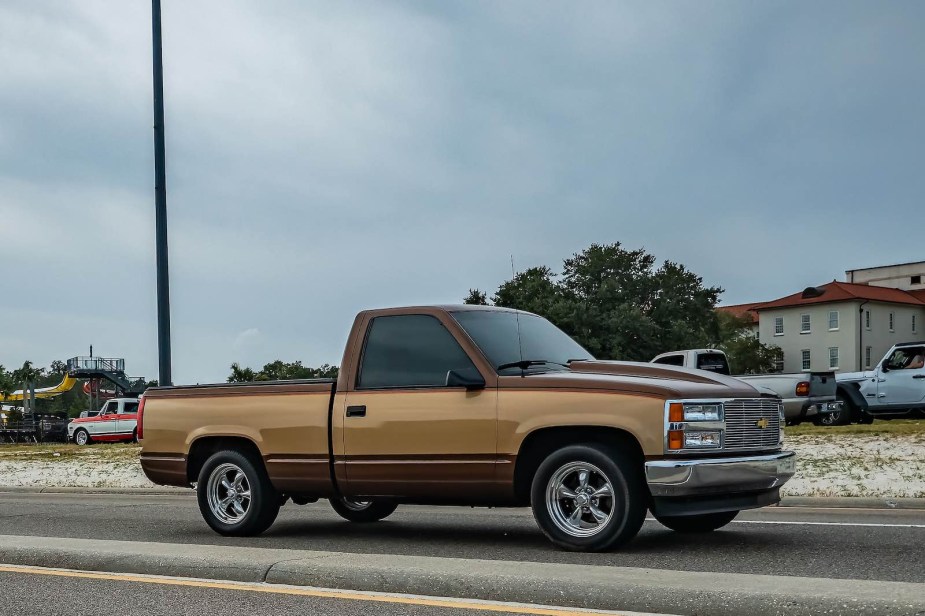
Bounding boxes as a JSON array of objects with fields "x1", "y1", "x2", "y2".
[{"x1": 451, "y1": 310, "x2": 593, "y2": 374}]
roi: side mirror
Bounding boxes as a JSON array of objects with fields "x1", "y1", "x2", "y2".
[
  {"x1": 446, "y1": 369, "x2": 486, "y2": 391},
  {"x1": 880, "y1": 363, "x2": 890, "y2": 373}
]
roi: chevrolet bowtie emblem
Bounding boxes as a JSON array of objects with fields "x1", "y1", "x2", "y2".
[{"x1": 755, "y1": 418, "x2": 770, "y2": 429}]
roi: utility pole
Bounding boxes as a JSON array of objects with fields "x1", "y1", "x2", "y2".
[{"x1": 152, "y1": 0, "x2": 172, "y2": 386}]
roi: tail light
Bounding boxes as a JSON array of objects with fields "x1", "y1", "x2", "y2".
[
  {"x1": 795, "y1": 381, "x2": 810, "y2": 396},
  {"x1": 137, "y1": 396, "x2": 146, "y2": 440}
]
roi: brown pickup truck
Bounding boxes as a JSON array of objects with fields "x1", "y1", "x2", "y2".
[{"x1": 139, "y1": 305, "x2": 795, "y2": 551}]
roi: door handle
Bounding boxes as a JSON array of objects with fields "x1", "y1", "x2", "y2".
[
  {"x1": 877, "y1": 394, "x2": 887, "y2": 398},
  {"x1": 346, "y1": 405, "x2": 367, "y2": 418},
  {"x1": 913, "y1": 374, "x2": 925, "y2": 379}
]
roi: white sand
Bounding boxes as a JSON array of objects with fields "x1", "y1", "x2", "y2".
[{"x1": 1, "y1": 434, "x2": 923, "y2": 497}]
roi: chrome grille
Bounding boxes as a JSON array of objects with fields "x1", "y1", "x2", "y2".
[{"x1": 723, "y1": 399, "x2": 781, "y2": 451}]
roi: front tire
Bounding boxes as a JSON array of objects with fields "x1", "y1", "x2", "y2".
[
  {"x1": 329, "y1": 497, "x2": 397, "y2": 523},
  {"x1": 530, "y1": 444, "x2": 646, "y2": 552},
  {"x1": 74, "y1": 429, "x2": 90, "y2": 446},
  {"x1": 197, "y1": 450, "x2": 280, "y2": 536},
  {"x1": 655, "y1": 510, "x2": 739, "y2": 533}
]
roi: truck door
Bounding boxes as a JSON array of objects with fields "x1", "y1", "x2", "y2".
[
  {"x1": 341, "y1": 313, "x2": 497, "y2": 500},
  {"x1": 91, "y1": 401, "x2": 118, "y2": 436},
  {"x1": 877, "y1": 346, "x2": 925, "y2": 407},
  {"x1": 118, "y1": 400, "x2": 139, "y2": 437}
]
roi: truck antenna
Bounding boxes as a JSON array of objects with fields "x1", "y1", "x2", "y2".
[{"x1": 511, "y1": 255, "x2": 525, "y2": 370}]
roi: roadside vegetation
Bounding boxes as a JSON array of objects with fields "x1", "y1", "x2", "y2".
[{"x1": 786, "y1": 419, "x2": 925, "y2": 437}]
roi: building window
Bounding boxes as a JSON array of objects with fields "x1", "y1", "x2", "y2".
[
  {"x1": 829, "y1": 347, "x2": 839, "y2": 369},
  {"x1": 800, "y1": 314, "x2": 811, "y2": 333},
  {"x1": 889, "y1": 312, "x2": 895, "y2": 332},
  {"x1": 865, "y1": 346, "x2": 872, "y2": 368},
  {"x1": 773, "y1": 351, "x2": 784, "y2": 373},
  {"x1": 914, "y1": 315, "x2": 918, "y2": 334},
  {"x1": 828, "y1": 311, "x2": 839, "y2": 330},
  {"x1": 801, "y1": 349, "x2": 811, "y2": 371},
  {"x1": 774, "y1": 317, "x2": 784, "y2": 336},
  {"x1": 865, "y1": 310, "x2": 871, "y2": 330},
  {"x1": 912, "y1": 275, "x2": 922, "y2": 285}
]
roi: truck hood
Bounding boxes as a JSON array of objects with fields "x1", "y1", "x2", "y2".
[
  {"x1": 836, "y1": 370, "x2": 874, "y2": 383},
  {"x1": 504, "y1": 360, "x2": 762, "y2": 399}
]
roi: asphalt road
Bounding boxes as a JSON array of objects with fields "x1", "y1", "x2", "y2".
[
  {"x1": 0, "y1": 568, "x2": 632, "y2": 616},
  {"x1": 0, "y1": 492, "x2": 923, "y2": 583}
]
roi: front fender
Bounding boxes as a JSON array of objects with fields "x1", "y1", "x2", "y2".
[{"x1": 837, "y1": 382, "x2": 868, "y2": 411}]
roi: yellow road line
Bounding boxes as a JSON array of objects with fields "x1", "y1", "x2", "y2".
[{"x1": 0, "y1": 564, "x2": 626, "y2": 616}]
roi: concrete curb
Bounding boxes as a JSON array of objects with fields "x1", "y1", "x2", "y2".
[{"x1": 0, "y1": 535, "x2": 922, "y2": 616}]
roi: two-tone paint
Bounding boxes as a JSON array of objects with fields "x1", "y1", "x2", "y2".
[{"x1": 140, "y1": 305, "x2": 788, "y2": 512}]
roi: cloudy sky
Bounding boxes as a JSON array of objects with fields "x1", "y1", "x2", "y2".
[{"x1": 1, "y1": 1, "x2": 923, "y2": 384}]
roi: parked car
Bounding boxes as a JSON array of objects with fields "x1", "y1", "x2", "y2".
[
  {"x1": 831, "y1": 341, "x2": 925, "y2": 425},
  {"x1": 139, "y1": 305, "x2": 795, "y2": 552},
  {"x1": 68, "y1": 398, "x2": 140, "y2": 445},
  {"x1": 650, "y1": 349, "x2": 839, "y2": 426}
]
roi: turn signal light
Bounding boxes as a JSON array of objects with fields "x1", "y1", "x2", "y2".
[
  {"x1": 668, "y1": 430, "x2": 684, "y2": 450},
  {"x1": 795, "y1": 381, "x2": 810, "y2": 396},
  {"x1": 668, "y1": 403, "x2": 684, "y2": 423}
]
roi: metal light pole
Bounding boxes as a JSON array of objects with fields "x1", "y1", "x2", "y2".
[{"x1": 152, "y1": 0, "x2": 172, "y2": 386}]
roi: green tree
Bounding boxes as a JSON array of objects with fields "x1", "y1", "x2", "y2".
[
  {"x1": 485, "y1": 243, "x2": 723, "y2": 361},
  {"x1": 715, "y1": 312, "x2": 782, "y2": 374},
  {"x1": 463, "y1": 289, "x2": 488, "y2": 305},
  {"x1": 228, "y1": 360, "x2": 338, "y2": 383}
]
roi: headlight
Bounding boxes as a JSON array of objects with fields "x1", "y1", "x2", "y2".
[
  {"x1": 684, "y1": 431, "x2": 722, "y2": 448},
  {"x1": 669, "y1": 402, "x2": 723, "y2": 422}
]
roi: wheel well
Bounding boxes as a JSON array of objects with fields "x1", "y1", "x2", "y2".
[
  {"x1": 512, "y1": 426, "x2": 644, "y2": 504},
  {"x1": 186, "y1": 436, "x2": 263, "y2": 484},
  {"x1": 837, "y1": 383, "x2": 866, "y2": 412}
]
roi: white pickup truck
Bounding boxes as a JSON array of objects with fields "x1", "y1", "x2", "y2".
[
  {"x1": 651, "y1": 349, "x2": 838, "y2": 425},
  {"x1": 831, "y1": 341, "x2": 925, "y2": 425}
]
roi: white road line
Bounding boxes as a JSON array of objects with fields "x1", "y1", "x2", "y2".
[{"x1": 645, "y1": 518, "x2": 925, "y2": 528}]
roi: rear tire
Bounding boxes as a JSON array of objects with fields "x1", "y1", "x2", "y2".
[
  {"x1": 329, "y1": 497, "x2": 397, "y2": 523},
  {"x1": 197, "y1": 450, "x2": 280, "y2": 536},
  {"x1": 655, "y1": 510, "x2": 739, "y2": 533},
  {"x1": 817, "y1": 393, "x2": 853, "y2": 426},
  {"x1": 530, "y1": 444, "x2": 646, "y2": 552}
]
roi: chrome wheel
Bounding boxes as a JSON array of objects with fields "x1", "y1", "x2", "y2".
[
  {"x1": 339, "y1": 497, "x2": 372, "y2": 511},
  {"x1": 207, "y1": 463, "x2": 251, "y2": 524},
  {"x1": 546, "y1": 461, "x2": 614, "y2": 538},
  {"x1": 75, "y1": 430, "x2": 88, "y2": 446}
]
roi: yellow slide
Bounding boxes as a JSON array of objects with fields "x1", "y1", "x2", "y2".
[{"x1": 2, "y1": 375, "x2": 78, "y2": 402}]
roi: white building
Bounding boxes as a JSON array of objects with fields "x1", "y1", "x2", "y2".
[{"x1": 720, "y1": 261, "x2": 925, "y2": 373}]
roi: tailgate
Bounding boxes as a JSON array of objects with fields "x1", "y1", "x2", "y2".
[{"x1": 808, "y1": 372, "x2": 836, "y2": 399}]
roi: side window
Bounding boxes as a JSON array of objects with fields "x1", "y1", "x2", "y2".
[
  {"x1": 358, "y1": 315, "x2": 480, "y2": 389},
  {"x1": 653, "y1": 355, "x2": 684, "y2": 367},
  {"x1": 100, "y1": 402, "x2": 114, "y2": 415},
  {"x1": 887, "y1": 347, "x2": 925, "y2": 370},
  {"x1": 124, "y1": 402, "x2": 139, "y2": 413}
]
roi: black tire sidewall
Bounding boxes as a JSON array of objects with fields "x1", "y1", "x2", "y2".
[
  {"x1": 196, "y1": 450, "x2": 279, "y2": 536},
  {"x1": 655, "y1": 510, "x2": 739, "y2": 533},
  {"x1": 530, "y1": 444, "x2": 645, "y2": 552},
  {"x1": 329, "y1": 497, "x2": 398, "y2": 523}
]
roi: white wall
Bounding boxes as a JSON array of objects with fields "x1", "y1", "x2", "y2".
[
  {"x1": 759, "y1": 301, "x2": 925, "y2": 373},
  {"x1": 846, "y1": 262, "x2": 925, "y2": 291}
]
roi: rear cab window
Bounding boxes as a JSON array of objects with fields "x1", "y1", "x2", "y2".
[{"x1": 696, "y1": 353, "x2": 731, "y2": 375}]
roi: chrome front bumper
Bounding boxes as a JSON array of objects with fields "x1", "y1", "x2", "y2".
[{"x1": 645, "y1": 451, "x2": 796, "y2": 497}]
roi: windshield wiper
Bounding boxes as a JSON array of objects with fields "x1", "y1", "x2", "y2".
[{"x1": 496, "y1": 360, "x2": 570, "y2": 371}]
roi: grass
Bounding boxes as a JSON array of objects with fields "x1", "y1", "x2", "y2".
[
  {"x1": 0, "y1": 443, "x2": 141, "y2": 462},
  {"x1": 785, "y1": 418, "x2": 925, "y2": 437}
]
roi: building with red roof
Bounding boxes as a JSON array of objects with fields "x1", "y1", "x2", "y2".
[{"x1": 737, "y1": 262, "x2": 925, "y2": 373}]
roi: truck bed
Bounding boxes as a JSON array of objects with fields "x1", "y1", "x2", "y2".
[{"x1": 140, "y1": 379, "x2": 336, "y2": 492}]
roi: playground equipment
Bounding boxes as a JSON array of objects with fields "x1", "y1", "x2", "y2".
[{"x1": 66, "y1": 357, "x2": 147, "y2": 397}]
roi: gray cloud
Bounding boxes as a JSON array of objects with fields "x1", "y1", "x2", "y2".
[{"x1": 2, "y1": 1, "x2": 924, "y2": 382}]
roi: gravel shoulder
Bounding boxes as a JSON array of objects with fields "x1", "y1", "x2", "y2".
[{"x1": 1, "y1": 423, "x2": 923, "y2": 497}]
